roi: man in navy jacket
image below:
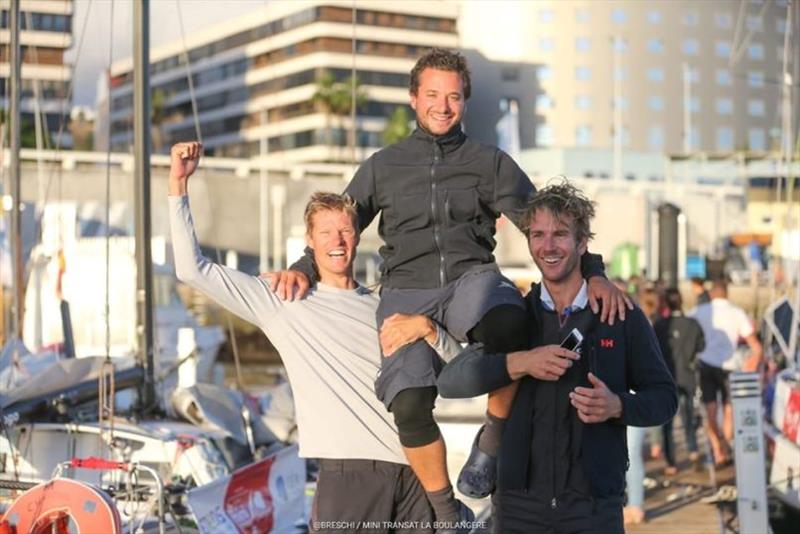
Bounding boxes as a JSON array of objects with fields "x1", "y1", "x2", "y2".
[{"x1": 437, "y1": 181, "x2": 677, "y2": 533}]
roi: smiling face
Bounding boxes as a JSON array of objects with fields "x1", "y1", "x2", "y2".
[
  {"x1": 306, "y1": 209, "x2": 359, "y2": 284},
  {"x1": 528, "y1": 208, "x2": 587, "y2": 286},
  {"x1": 409, "y1": 68, "x2": 465, "y2": 136}
]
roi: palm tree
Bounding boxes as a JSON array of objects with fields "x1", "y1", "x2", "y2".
[
  {"x1": 382, "y1": 106, "x2": 412, "y2": 146},
  {"x1": 312, "y1": 70, "x2": 366, "y2": 161}
]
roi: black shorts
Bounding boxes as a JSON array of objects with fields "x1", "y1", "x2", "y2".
[
  {"x1": 699, "y1": 361, "x2": 730, "y2": 404},
  {"x1": 310, "y1": 459, "x2": 433, "y2": 534}
]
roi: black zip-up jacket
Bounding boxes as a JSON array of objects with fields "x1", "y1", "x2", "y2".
[
  {"x1": 292, "y1": 125, "x2": 604, "y2": 289},
  {"x1": 437, "y1": 284, "x2": 677, "y2": 499}
]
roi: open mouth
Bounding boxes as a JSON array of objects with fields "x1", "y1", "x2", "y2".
[{"x1": 328, "y1": 250, "x2": 346, "y2": 258}]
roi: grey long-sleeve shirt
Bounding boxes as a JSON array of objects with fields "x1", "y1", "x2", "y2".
[{"x1": 169, "y1": 195, "x2": 459, "y2": 464}]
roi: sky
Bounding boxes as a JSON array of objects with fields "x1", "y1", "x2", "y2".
[{"x1": 66, "y1": 0, "x2": 264, "y2": 106}]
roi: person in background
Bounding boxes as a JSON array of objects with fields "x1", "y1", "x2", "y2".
[
  {"x1": 690, "y1": 277, "x2": 710, "y2": 306},
  {"x1": 689, "y1": 279, "x2": 763, "y2": 466},
  {"x1": 654, "y1": 288, "x2": 706, "y2": 474}
]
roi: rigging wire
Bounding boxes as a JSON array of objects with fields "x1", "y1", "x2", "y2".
[
  {"x1": 34, "y1": 0, "x2": 94, "y2": 229},
  {"x1": 174, "y1": 0, "x2": 245, "y2": 391}
]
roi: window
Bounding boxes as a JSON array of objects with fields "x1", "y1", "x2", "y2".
[
  {"x1": 648, "y1": 96, "x2": 664, "y2": 111},
  {"x1": 612, "y1": 38, "x2": 627, "y2": 52},
  {"x1": 536, "y1": 124, "x2": 554, "y2": 146},
  {"x1": 612, "y1": 97, "x2": 629, "y2": 110},
  {"x1": 647, "y1": 39, "x2": 664, "y2": 53},
  {"x1": 648, "y1": 126, "x2": 664, "y2": 150},
  {"x1": 683, "y1": 11, "x2": 699, "y2": 26},
  {"x1": 748, "y1": 128, "x2": 766, "y2": 150},
  {"x1": 716, "y1": 69, "x2": 732, "y2": 86},
  {"x1": 647, "y1": 67, "x2": 665, "y2": 82},
  {"x1": 777, "y1": 18, "x2": 787, "y2": 33},
  {"x1": 647, "y1": 10, "x2": 661, "y2": 24},
  {"x1": 748, "y1": 71, "x2": 764, "y2": 88},
  {"x1": 748, "y1": 43, "x2": 764, "y2": 60},
  {"x1": 535, "y1": 94, "x2": 553, "y2": 111},
  {"x1": 575, "y1": 9, "x2": 590, "y2": 23},
  {"x1": 686, "y1": 68, "x2": 700, "y2": 84},
  {"x1": 539, "y1": 38, "x2": 555, "y2": 52},
  {"x1": 715, "y1": 98, "x2": 733, "y2": 115},
  {"x1": 715, "y1": 12, "x2": 733, "y2": 29},
  {"x1": 688, "y1": 127, "x2": 701, "y2": 149},
  {"x1": 539, "y1": 9, "x2": 554, "y2": 23},
  {"x1": 575, "y1": 95, "x2": 592, "y2": 110},
  {"x1": 746, "y1": 15, "x2": 763, "y2": 31},
  {"x1": 501, "y1": 67, "x2": 519, "y2": 82},
  {"x1": 614, "y1": 67, "x2": 627, "y2": 81},
  {"x1": 575, "y1": 125, "x2": 592, "y2": 146},
  {"x1": 575, "y1": 66, "x2": 592, "y2": 81},
  {"x1": 715, "y1": 41, "x2": 731, "y2": 58},
  {"x1": 716, "y1": 127, "x2": 734, "y2": 150},
  {"x1": 748, "y1": 99, "x2": 765, "y2": 116},
  {"x1": 576, "y1": 37, "x2": 591, "y2": 52},
  {"x1": 683, "y1": 39, "x2": 699, "y2": 55},
  {"x1": 537, "y1": 66, "x2": 552, "y2": 81},
  {"x1": 689, "y1": 97, "x2": 701, "y2": 113},
  {"x1": 612, "y1": 8, "x2": 627, "y2": 24}
]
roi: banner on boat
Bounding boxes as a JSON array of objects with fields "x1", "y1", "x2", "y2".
[{"x1": 188, "y1": 444, "x2": 305, "y2": 533}]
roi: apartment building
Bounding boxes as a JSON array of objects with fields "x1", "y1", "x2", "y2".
[
  {"x1": 462, "y1": 0, "x2": 797, "y2": 155},
  {"x1": 107, "y1": 0, "x2": 458, "y2": 162},
  {"x1": 0, "y1": 0, "x2": 73, "y2": 147}
]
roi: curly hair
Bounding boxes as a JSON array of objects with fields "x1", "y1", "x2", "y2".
[
  {"x1": 523, "y1": 179, "x2": 596, "y2": 243},
  {"x1": 304, "y1": 191, "x2": 358, "y2": 233},
  {"x1": 409, "y1": 48, "x2": 471, "y2": 100}
]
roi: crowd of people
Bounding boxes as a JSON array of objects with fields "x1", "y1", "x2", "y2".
[
  {"x1": 612, "y1": 275, "x2": 763, "y2": 525},
  {"x1": 166, "y1": 48, "x2": 765, "y2": 533}
]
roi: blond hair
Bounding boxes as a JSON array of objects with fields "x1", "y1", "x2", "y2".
[
  {"x1": 304, "y1": 192, "x2": 358, "y2": 233},
  {"x1": 524, "y1": 178, "x2": 596, "y2": 242}
]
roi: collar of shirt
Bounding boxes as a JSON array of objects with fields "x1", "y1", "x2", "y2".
[{"x1": 540, "y1": 280, "x2": 589, "y2": 314}]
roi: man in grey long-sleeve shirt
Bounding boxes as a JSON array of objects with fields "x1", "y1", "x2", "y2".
[{"x1": 167, "y1": 142, "x2": 465, "y2": 533}]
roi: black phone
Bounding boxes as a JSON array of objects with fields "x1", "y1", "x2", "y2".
[{"x1": 560, "y1": 328, "x2": 583, "y2": 352}]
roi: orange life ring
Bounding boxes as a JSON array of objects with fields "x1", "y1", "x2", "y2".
[{"x1": 2, "y1": 478, "x2": 121, "y2": 534}]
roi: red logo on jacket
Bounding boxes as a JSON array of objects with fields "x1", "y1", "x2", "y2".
[{"x1": 600, "y1": 338, "x2": 615, "y2": 348}]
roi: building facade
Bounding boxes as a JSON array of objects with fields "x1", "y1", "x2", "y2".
[
  {"x1": 0, "y1": 0, "x2": 73, "y2": 148},
  {"x1": 107, "y1": 0, "x2": 458, "y2": 162},
  {"x1": 461, "y1": 0, "x2": 797, "y2": 155}
]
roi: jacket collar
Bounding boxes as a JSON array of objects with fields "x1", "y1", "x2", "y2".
[{"x1": 410, "y1": 123, "x2": 466, "y2": 154}]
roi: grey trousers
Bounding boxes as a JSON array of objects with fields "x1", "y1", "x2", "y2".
[{"x1": 310, "y1": 459, "x2": 434, "y2": 534}]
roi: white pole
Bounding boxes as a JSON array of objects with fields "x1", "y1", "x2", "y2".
[
  {"x1": 271, "y1": 184, "x2": 286, "y2": 271},
  {"x1": 682, "y1": 62, "x2": 692, "y2": 153},
  {"x1": 613, "y1": 35, "x2": 622, "y2": 181},
  {"x1": 259, "y1": 108, "x2": 270, "y2": 273}
]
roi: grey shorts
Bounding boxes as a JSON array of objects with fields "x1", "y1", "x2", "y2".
[
  {"x1": 375, "y1": 264, "x2": 525, "y2": 408},
  {"x1": 310, "y1": 459, "x2": 433, "y2": 533}
]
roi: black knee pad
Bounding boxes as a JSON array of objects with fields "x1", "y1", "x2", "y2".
[
  {"x1": 469, "y1": 304, "x2": 529, "y2": 354},
  {"x1": 390, "y1": 386, "x2": 440, "y2": 448}
]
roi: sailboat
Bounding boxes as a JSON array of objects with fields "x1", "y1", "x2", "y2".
[{"x1": 0, "y1": 2, "x2": 307, "y2": 532}]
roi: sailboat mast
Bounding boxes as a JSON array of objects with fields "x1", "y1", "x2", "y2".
[
  {"x1": 133, "y1": 0, "x2": 155, "y2": 410},
  {"x1": 9, "y1": 0, "x2": 23, "y2": 340}
]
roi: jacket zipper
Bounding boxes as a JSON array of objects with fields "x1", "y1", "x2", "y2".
[
  {"x1": 430, "y1": 142, "x2": 445, "y2": 287},
  {"x1": 551, "y1": 381, "x2": 558, "y2": 509}
]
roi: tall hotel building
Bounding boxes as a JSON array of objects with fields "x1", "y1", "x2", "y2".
[
  {"x1": 0, "y1": 0, "x2": 73, "y2": 146},
  {"x1": 107, "y1": 1, "x2": 458, "y2": 161},
  {"x1": 461, "y1": 0, "x2": 797, "y2": 155}
]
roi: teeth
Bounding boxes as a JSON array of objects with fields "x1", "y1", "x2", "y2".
[{"x1": 329, "y1": 251, "x2": 345, "y2": 257}]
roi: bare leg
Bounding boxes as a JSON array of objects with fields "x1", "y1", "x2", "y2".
[
  {"x1": 403, "y1": 437, "x2": 450, "y2": 492},
  {"x1": 704, "y1": 401, "x2": 728, "y2": 463},
  {"x1": 487, "y1": 381, "x2": 519, "y2": 418},
  {"x1": 722, "y1": 401, "x2": 734, "y2": 450}
]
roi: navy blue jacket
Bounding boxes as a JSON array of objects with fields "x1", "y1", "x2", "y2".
[{"x1": 438, "y1": 284, "x2": 677, "y2": 498}]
